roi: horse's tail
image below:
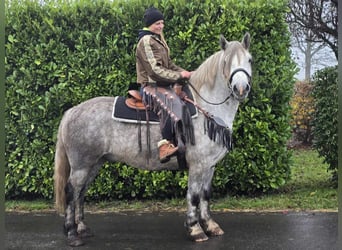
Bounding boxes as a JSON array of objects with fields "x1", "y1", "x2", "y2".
[{"x1": 53, "y1": 120, "x2": 70, "y2": 214}]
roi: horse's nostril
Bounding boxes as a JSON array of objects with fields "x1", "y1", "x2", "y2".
[
  {"x1": 233, "y1": 83, "x2": 249, "y2": 97},
  {"x1": 245, "y1": 84, "x2": 250, "y2": 93},
  {"x1": 233, "y1": 85, "x2": 238, "y2": 93}
]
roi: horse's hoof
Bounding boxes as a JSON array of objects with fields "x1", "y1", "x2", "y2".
[
  {"x1": 67, "y1": 235, "x2": 84, "y2": 247},
  {"x1": 77, "y1": 221, "x2": 93, "y2": 238},
  {"x1": 79, "y1": 228, "x2": 94, "y2": 238},
  {"x1": 193, "y1": 233, "x2": 209, "y2": 242},
  {"x1": 207, "y1": 227, "x2": 224, "y2": 237},
  {"x1": 202, "y1": 219, "x2": 225, "y2": 237},
  {"x1": 187, "y1": 223, "x2": 209, "y2": 242}
]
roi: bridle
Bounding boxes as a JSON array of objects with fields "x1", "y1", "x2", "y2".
[{"x1": 188, "y1": 68, "x2": 252, "y2": 105}]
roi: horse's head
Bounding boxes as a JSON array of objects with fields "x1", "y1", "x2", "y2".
[{"x1": 220, "y1": 33, "x2": 252, "y2": 101}]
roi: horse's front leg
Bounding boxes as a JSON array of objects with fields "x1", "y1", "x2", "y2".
[
  {"x1": 199, "y1": 195, "x2": 224, "y2": 237},
  {"x1": 198, "y1": 167, "x2": 224, "y2": 237},
  {"x1": 185, "y1": 166, "x2": 213, "y2": 242},
  {"x1": 185, "y1": 166, "x2": 224, "y2": 242},
  {"x1": 185, "y1": 187, "x2": 209, "y2": 242}
]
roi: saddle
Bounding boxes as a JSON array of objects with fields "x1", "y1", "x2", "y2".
[{"x1": 125, "y1": 90, "x2": 145, "y2": 110}]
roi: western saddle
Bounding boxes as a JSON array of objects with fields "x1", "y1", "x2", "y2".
[{"x1": 125, "y1": 90, "x2": 145, "y2": 110}]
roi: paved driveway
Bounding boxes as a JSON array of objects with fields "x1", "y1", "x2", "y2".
[{"x1": 5, "y1": 211, "x2": 337, "y2": 250}]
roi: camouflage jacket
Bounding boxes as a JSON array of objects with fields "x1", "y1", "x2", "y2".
[{"x1": 135, "y1": 30, "x2": 184, "y2": 86}]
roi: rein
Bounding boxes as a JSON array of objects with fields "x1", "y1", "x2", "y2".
[
  {"x1": 183, "y1": 96, "x2": 211, "y2": 118},
  {"x1": 187, "y1": 68, "x2": 251, "y2": 106},
  {"x1": 187, "y1": 81, "x2": 232, "y2": 105}
]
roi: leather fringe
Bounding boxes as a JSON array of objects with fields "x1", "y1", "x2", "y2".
[
  {"x1": 204, "y1": 116, "x2": 232, "y2": 150},
  {"x1": 143, "y1": 85, "x2": 195, "y2": 147}
]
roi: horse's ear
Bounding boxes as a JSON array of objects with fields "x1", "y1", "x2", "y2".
[
  {"x1": 220, "y1": 35, "x2": 229, "y2": 50},
  {"x1": 242, "y1": 32, "x2": 250, "y2": 50}
]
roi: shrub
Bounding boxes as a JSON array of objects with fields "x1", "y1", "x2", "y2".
[
  {"x1": 289, "y1": 81, "x2": 314, "y2": 145},
  {"x1": 5, "y1": 0, "x2": 296, "y2": 199},
  {"x1": 311, "y1": 66, "x2": 338, "y2": 183}
]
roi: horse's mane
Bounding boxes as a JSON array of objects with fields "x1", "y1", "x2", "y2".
[
  {"x1": 190, "y1": 42, "x2": 243, "y2": 90},
  {"x1": 190, "y1": 51, "x2": 222, "y2": 89}
]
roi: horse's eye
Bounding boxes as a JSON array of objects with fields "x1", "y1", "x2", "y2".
[{"x1": 249, "y1": 58, "x2": 253, "y2": 64}]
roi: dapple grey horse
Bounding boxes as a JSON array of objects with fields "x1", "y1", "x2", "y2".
[{"x1": 54, "y1": 33, "x2": 252, "y2": 246}]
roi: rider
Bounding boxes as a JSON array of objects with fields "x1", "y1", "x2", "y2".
[{"x1": 135, "y1": 7, "x2": 192, "y2": 163}]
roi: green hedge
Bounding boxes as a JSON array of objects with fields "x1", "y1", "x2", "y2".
[
  {"x1": 311, "y1": 66, "x2": 338, "y2": 183},
  {"x1": 5, "y1": 0, "x2": 296, "y2": 200}
]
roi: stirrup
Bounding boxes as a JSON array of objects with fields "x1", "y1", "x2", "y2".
[{"x1": 158, "y1": 140, "x2": 178, "y2": 163}]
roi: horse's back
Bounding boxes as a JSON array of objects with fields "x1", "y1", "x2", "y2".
[
  {"x1": 62, "y1": 96, "x2": 114, "y2": 121},
  {"x1": 71, "y1": 96, "x2": 115, "y2": 111},
  {"x1": 59, "y1": 96, "x2": 116, "y2": 143}
]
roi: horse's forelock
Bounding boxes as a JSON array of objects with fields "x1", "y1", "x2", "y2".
[{"x1": 223, "y1": 42, "x2": 247, "y2": 79}]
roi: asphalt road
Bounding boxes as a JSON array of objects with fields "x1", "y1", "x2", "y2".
[{"x1": 5, "y1": 211, "x2": 337, "y2": 250}]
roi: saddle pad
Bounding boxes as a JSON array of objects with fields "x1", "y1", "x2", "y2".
[
  {"x1": 112, "y1": 96, "x2": 159, "y2": 124},
  {"x1": 112, "y1": 96, "x2": 198, "y2": 124}
]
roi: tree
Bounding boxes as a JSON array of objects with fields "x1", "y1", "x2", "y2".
[
  {"x1": 288, "y1": 0, "x2": 338, "y2": 59},
  {"x1": 290, "y1": 23, "x2": 328, "y2": 81},
  {"x1": 287, "y1": 0, "x2": 337, "y2": 81}
]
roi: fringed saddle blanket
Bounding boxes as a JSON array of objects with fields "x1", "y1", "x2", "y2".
[
  {"x1": 112, "y1": 96, "x2": 159, "y2": 124},
  {"x1": 112, "y1": 88, "x2": 198, "y2": 125}
]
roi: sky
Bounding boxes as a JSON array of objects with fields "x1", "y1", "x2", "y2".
[{"x1": 292, "y1": 45, "x2": 338, "y2": 81}]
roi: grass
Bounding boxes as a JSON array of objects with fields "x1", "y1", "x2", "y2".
[
  {"x1": 210, "y1": 148, "x2": 337, "y2": 212},
  {"x1": 5, "y1": 149, "x2": 337, "y2": 213}
]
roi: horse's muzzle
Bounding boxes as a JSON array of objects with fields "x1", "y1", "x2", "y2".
[{"x1": 232, "y1": 82, "x2": 250, "y2": 101}]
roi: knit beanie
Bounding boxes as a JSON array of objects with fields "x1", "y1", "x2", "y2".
[{"x1": 143, "y1": 7, "x2": 164, "y2": 27}]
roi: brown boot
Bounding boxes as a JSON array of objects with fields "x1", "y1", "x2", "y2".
[{"x1": 158, "y1": 140, "x2": 178, "y2": 163}]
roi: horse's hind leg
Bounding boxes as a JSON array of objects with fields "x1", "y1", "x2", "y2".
[
  {"x1": 64, "y1": 180, "x2": 84, "y2": 247},
  {"x1": 65, "y1": 166, "x2": 96, "y2": 247},
  {"x1": 75, "y1": 188, "x2": 92, "y2": 239},
  {"x1": 75, "y1": 162, "x2": 103, "y2": 238}
]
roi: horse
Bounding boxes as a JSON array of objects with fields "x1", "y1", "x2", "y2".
[{"x1": 54, "y1": 33, "x2": 252, "y2": 246}]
